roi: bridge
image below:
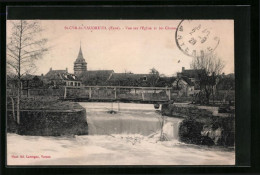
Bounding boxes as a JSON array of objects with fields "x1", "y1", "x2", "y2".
[
  {"x1": 7, "y1": 85, "x2": 173, "y2": 103},
  {"x1": 63, "y1": 86, "x2": 172, "y2": 103}
]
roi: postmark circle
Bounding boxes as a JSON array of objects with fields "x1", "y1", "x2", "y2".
[{"x1": 175, "y1": 20, "x2": 220, "y2": 57}]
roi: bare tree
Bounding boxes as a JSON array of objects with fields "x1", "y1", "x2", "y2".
[
  {"x1": 190, "y1": 53, "x2": 224, "y2": 76},
  {"x1": 149, "y1": 68, "x2": 159, "y2": 75},
  {"x1": 190, "y1": 54, "x2": 225, "y2": 104},
  {"x1": 7, "y1": 20, "x2": 48, "y2": 124}
]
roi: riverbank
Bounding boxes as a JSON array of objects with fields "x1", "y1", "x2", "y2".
[
  {"x1": 7, "y1": 97, "x2": 88, "y2": 136},
  {"x1": 161, "y1": 103, "x2": 235, "y2": 146}
]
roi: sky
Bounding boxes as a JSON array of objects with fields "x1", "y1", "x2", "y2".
[{"x1": 7, "y1": 20, "x2": 234, "y2": 76}]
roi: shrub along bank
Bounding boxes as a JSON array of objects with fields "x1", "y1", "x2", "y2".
[
  {"x1": 161, "y1": 104, "x2": 235, "y2": 146},
  {"x1": 7, "y1": 97, "x2": 88, "y2": 136}
]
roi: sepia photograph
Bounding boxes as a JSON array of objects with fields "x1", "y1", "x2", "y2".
[{"x1": 6, "y1": 19, "x2": 235, "y2": 165}]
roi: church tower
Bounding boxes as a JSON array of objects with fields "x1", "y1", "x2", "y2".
[{"x1": 74, "y1": 44, "x2": 87, "y2": 76}]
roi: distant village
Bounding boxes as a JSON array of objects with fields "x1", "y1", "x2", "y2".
[{"x1": 7, "y1": 45, "x2": 235, "y2": 98}]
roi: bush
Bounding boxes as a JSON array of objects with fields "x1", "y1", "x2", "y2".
[{"x1": 161, "y1": 104, "x2": 235, "y2": 146}]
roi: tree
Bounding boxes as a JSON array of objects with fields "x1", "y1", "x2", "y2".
[
  {"x1": 190, "y1": 54, "x2": 225, "y2": 104},
  {"x1": 149, "y1": 68, "x2": 160, "y2": 87},
  {"x1": 190, "y1": 53, "x2": 225, "y2": 75},
  {"x1": 7, "y1": 20, "x2": 48, "y2": 124}
]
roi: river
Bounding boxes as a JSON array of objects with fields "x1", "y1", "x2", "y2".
[{"x1": 7, "y1": 102, "x2": 235, "y2": 165}]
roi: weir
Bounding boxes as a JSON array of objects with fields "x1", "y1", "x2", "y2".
[{"x1": 80, "y1": 102, "x2": 182, "y2": 141}]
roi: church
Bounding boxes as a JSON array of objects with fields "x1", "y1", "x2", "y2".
[
  {"x1": 73, "y1": 45, "x2": 115, "y2": 86},
  {"x1": 45, "y1": 45, "x2": 115, "y2": 87},
  {"x1": 73, "y1": 45, "x2": 87, "y2": 76},
  {"x1": 45, "y1": 44, "x2": 169, "y2": 87}
]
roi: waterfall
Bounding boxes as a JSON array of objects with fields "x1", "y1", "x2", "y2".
[
  {"x1": 82, "y1": 102, "x2": 183, "y2": 140},
  {"x1": 162, "y1": 119, "x2": 182, "y2": 141}
]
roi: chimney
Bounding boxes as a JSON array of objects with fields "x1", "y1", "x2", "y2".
[
  {"x1": 177, "y1": 72, "x2": 182, "y2": 78},
  {"x1": 182, "y1": 67, "x2": 185, "y2": 72},
  {"x1": 50, "y1": 67, "x2": 52, "y2": 71},
  {"x1": 66, "y1": 67, "x2": 68, "y2": 73},
  {"x1": 41, "y1": 73, "x2": 44, "y2": 80},
  {"x1": 200, "y1": 50, "x2": 204, "y2": 58}
]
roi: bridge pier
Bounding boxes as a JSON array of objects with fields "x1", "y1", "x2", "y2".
[
  {"x1": 114, "y1": 87, "x2": 117, "y2": 99},
  {"x1": 89, "y1": 87, "x2": 92, "y2": 99},
  {"x1": 167, "y1": 89, "x2": 171, "y2": 100},
  {"x1": 64, "y1": 87, "x2": 67, "y2": 99},
  {"x1": 141, "y1": 91, "x2": 145, "y2": 101}
]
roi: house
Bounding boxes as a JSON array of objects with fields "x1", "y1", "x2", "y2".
[
  {"x1": 6, "y1": 73, "x2": 44, "y2": 89},
  {"x1": 60, "y1": 73, "x2": 82, "y2": 87},
  {"x1": 155, "y1": 77, "x2": 177, "y2": 87},
  {"x1": 79, "y1": 70, "x2": 114, "y2": 86},
  {"x1": 6, "y1": 73, "x2": 45, "y2": 97},
  {"x1": 106, "y1": 73, "x2": 159, "y2": 87},
  {"x1": 45, "y1": 68, "x2": 82, "y2": 87},
  {"x1": 172, "y1": 76, "x2": 195, "y2": 96},
  {"x1": 71, "y1": 44, "x2": 177, "y2": 88},
  {"x1": 6, "y1": 74, "x2": 18, "y2": 88},
  {"x1": 72, "y1": 45, "x2": 115, "y2": 86},
  {"x1": 177, "y1": 67, "x2": 206, "y2": 90},
  {"x1": 21, "y1": 74, "x2": 44, "y2": 88}
]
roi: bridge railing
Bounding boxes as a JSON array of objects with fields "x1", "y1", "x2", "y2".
[
  {"x1": 7, "y1": 86, "x2": 172, "y2": 102},
  {"x1": 64, "y1": 86, "x2": 172, "y2": 101},
  {"x1": 7, "y1": 87, "x2": 65, "y2": 98}
]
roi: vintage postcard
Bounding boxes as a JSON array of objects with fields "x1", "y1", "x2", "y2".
[{"x1": 6, "y1": 20, "x2": 235, "y2": 165}]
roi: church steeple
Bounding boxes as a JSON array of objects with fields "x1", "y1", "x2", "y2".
[
  {"x1": 75, "y1": 44, "x2": 85, "y2": 63},
  {"x1": 74, "y1": 43, "x2": 87, "y2": 76}
]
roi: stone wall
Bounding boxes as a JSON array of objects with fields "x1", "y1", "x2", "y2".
[
  {"x1": 7, "y1": 109, "x2": 88, "y2": 136},
  {"x1": 161, "y1": 104, "x2": 235, "y2": 146}
]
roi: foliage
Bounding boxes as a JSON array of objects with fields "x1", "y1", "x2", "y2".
[{"x1": 217, "y1": 74, "x2": 235, "y2": 90}]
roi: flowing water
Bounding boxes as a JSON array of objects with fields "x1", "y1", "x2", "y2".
[
  {"x1": 83, "y1": 102, "x2": 182, "y2": 139},
  {"x1": 7, "y1": 102, "x2": 235, "y2": 165}
]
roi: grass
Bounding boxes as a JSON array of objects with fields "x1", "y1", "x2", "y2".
[{"x1": 7, "y1": 96, "x2": 84, "y2": 110}]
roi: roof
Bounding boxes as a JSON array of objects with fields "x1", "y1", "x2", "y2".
[
  {"x1": 74, "y1": 46, "x2": 86, "y2": 64},
  {"x1": 6, "y1": 73, "x2": 17, "y2": 79},
  {"x1": 21, "y1": 74, "x2": 44, "y2": 81},
  {"x1": 155, "y1": 77, "x2": 177, "y2": 87},
  {"x1": 79, "y1": 70, "x2": 114, "y2": 85},
  {"x1": 109, "y1": 73, "x2": 151, "y2": 81},
  {"x1": 45, "y1": 70, "x2": 67, "y2": 79},
  {"x1": 45, "y1": 69, "x2": 80, "y2": 81},
  {"x1": 181, "y1": 76, "x2": 195, "y2": 86},
  {"x1": 181, "y1": 69, "x2": 205, "y2": 79},
  {"x1": 107, "y1": 73, "x2": 158, "y2": 86},
  {"x1": 86, "y1": 70, "x2": 114, "y2": 76},
  {"x1": 60, "y1": 73, "x2": 81, "y2": 81}
]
